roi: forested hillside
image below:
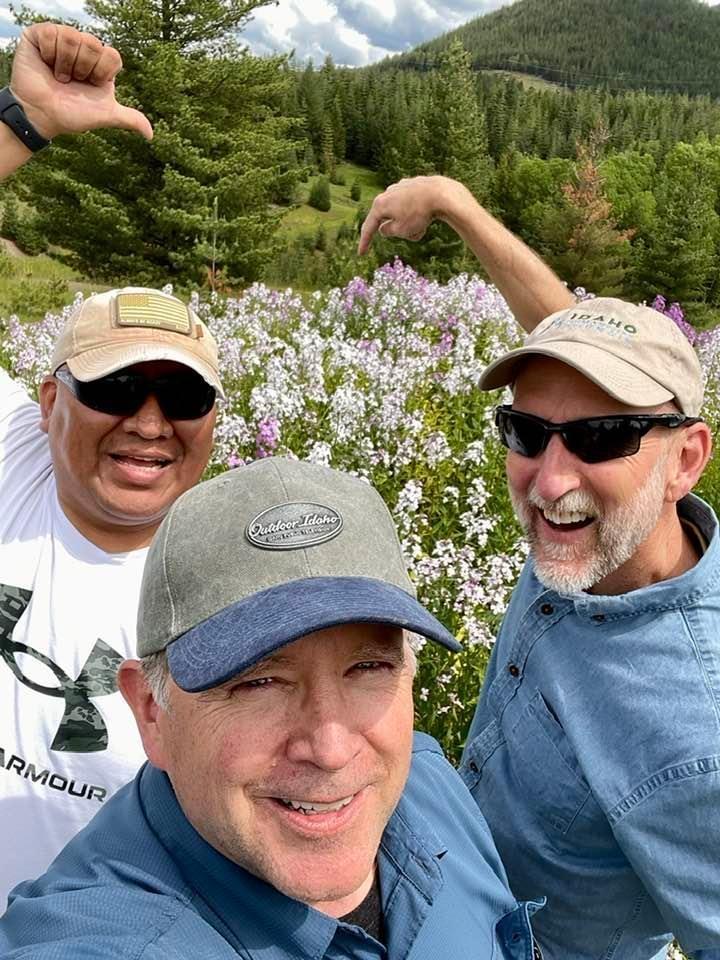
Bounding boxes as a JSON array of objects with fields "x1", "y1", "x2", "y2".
[
  {"x1": 402, "y1": 0, "x2": 720, "y2": 97},
  {"x1": 280, "y1": 43, "x2": 720, "y2": 320}
]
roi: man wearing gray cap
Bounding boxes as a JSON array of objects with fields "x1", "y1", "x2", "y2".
[
  {"x1": 0, "y1": 457, "x2": 543, "y2": 958},
  {"x1": 362, "y1": 177, "x2": 720, "y2": 959},
  {"x1": 0, "y1": 25, "x2": 222, "y2": 906}
]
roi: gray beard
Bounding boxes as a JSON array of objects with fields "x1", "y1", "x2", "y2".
[{"x1": 511, "y1": 453, "x2": 669, "y2": 594}]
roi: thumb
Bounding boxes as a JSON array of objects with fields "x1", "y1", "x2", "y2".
[{"x1": 112, "y1": 104, "x2": 154, "y2": 140}]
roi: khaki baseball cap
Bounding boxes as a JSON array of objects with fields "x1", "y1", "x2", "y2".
[
  {"x1": 50, "y1": 287, "x2": 224, "y2": 397},
  {"x1": 137, "y1": 457, "x2": 460, "y2": 692},
  {"x1": 480, "y1": 298, "x2": 704, "y2": 416}
]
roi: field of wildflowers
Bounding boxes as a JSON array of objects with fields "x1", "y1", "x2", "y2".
[{"x1": 3, "y1": 263, "x2": 720, "y2": 768}]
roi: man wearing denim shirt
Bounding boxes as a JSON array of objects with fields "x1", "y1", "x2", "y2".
[
  {"x1": 360, "y1": 180, "x2": 720, "y2": 960},
  {"x1": 0, "y1": 458, "x2": 543, "y2": 958},
  {"x1": 460, "y1": 299, "x2": 719, "y2": 959}
]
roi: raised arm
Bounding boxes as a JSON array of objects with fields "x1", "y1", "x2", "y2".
[
  {"x1": 358, "y1": 175, "x2": 576, "y2": 334},
  {"x1": 1, "y1": 22, "x2": 152, "y2": 181}
]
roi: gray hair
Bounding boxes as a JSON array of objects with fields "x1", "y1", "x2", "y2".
[{"x1": 140, "y1": 650, "x2": 171, "y2": 711}]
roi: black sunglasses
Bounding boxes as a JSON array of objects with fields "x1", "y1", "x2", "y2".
[
  {"x1": 54, "y1": 365, "x2": 217, "y2": 421},
  {"x1": 495, "y1": 404, "x2": 702, "y2": 464}
]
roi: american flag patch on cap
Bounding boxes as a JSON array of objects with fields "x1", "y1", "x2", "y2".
[{"x1": 115, "y1": 292, "x2": 193, "y2": 336}]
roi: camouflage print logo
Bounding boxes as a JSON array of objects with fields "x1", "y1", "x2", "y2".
[{"x1": 0, "y1": 584, "x2": 123, "y2": 753}]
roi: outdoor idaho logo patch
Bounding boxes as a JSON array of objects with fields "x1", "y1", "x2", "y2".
[{"x1": 246, "y1": 502, "x2": 343, "y2": 550}]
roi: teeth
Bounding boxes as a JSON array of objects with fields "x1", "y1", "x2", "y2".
[
  {"x1": 542, "y1": 508, "x2": 593, "y2": 525},
  {"x1": 280, "y1": 795, "x2": 354, "y2": 815},
  {"x1": 116, "y1": 455, "x2": 168, "y2": 466}
]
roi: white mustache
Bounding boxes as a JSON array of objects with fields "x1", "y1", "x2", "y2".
[{"x1": 527, "y1": 487, "x2": 601, "y2": 519}]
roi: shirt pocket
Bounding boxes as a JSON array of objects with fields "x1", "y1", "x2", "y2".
[{"x1": 507, "y1": 689, "x2": 594, "y2": 836}]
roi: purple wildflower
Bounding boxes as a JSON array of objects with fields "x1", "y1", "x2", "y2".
[{"x1": 255, "y1": 416, "x2": 281, "y2": 459}]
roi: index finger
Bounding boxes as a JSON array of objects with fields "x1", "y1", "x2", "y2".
[{"x1": 358, "y1": 201, "x2": 387, "y2": 255}]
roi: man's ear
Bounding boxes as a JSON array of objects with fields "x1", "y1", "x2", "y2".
[
  {"x1": 117, "y1": 660, "x2": 169, "y2": 771},
  {"x1": 38, "y1": 377, "x2": 58, "y2": 435},
  {"x1": 666, "y1": 422, "x2": 713, "y2": 503}
]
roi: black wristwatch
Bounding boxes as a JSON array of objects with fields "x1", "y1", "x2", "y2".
[{"x1": 0, "y1": 87, "x2": 51, "y2": 152}]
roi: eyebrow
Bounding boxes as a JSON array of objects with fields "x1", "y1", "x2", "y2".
[{"x1": 215, "y1": 637, "x2": 407, "y2": 689}]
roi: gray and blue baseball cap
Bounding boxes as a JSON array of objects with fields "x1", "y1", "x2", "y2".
[{"x1": 137, "y1": 457, "x2": 460, "y2": 691}]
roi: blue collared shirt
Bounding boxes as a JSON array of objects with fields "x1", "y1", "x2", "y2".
[
  {"x1": 0, "y1": 732, "x2": 541, "y2": 959},
  {"x1": 461, "y1": 494, "x2": 720, "y2": 960}
]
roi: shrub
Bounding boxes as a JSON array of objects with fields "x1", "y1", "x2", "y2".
[{"x1": 308, "y1": 176, "x2": 331, "y2": 212}]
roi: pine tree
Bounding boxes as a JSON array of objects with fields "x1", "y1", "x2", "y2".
[
  {"x1": 536, "y1": 137, "x2": 633, "y2": 295},
  {"x1": 639, "y1": 141, "x2": 720, "y2": 303},
  {"x1": 14, "y1": 0, "x2": 302, "y2": 285},
  {"x1": 429, "y1": 41, "x2": 493, "y2": 203},
  {"x1": 308, "y1": 176, "x2": 331, "y2": 212}
]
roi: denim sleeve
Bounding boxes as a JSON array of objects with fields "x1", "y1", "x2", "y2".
[{"x1": 610, "y1": 760, "x2": 720, "y2": 953}]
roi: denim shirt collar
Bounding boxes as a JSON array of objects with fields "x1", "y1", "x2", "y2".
[
  {"x1": 530, "y1": 494, "x2": 720, "y2": 622},
  {"x1": 138, "y1": 732, "x2": 447, "y2": 959}
]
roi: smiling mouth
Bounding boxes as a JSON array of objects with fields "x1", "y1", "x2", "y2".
[
  {"x1": 275, "y1": 794, "x2": 356, "y2": 816},
  {"x1": 110, "y1": 454, "x2": 172, "y2": 469},
  {"x1": 540, "y1": 507, "x2": 596, "y2": 532}
]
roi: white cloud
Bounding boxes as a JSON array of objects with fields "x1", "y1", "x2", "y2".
[
  {"x1": 242, "y1": 0, "x2": 513, "y2": 65},
  {"x1": 3, "y1": 0, "x2": 720, "y2": 66}
]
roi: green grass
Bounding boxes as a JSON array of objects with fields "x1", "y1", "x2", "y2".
[
  {"x1": 484, "y1": 69, "x2": 562, "y2": 92},
  {"x1": 279, "y1": 162, "x2": 384, "y2": 242},
  {"x1": 0, "y1": 247, "x2": 111, "y2": 321}
]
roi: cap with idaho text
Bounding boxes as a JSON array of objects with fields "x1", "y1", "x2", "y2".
[
  {"x1": 479, "y1": 297, "x2": 704, "y2": 416},
  {"x1": 50, "y1": 287, "x2": 224, "y2": 397},
  {"x1": 137, "y1": 457, "x2": 460, "y2": 692}
]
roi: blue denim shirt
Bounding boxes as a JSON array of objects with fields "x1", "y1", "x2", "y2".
[
  {"x1": 0, "y1": 732, "x2": 541, "y2": 959},
  {"x1": 460, "y1": 494, "x2": 720, "y2": 960}
]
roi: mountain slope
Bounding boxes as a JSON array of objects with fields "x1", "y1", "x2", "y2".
[{"x1": 401, "y1": 0, "x2": 720, "y2": 97}]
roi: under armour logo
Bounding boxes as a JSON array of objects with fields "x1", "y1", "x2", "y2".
[{"x1": 0, "y1": 584, "x2": 123, "y2": 754}]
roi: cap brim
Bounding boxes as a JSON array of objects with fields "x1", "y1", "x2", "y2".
[
  {"x1": 167, "y1": 576, "x2": 461, "y2": 692},
  {"x1": 66, "y1": 341, "x2": 225, "y2": 399},
  {"x1": 479, "y1": 342, "x2": 674, "y2": 409}
]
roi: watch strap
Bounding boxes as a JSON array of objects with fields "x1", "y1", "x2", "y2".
[{"x1": 0, "y1": 87, "x2": 51, "y2": 152}]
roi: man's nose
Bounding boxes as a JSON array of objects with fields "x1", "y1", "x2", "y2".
[
  {"x1": 531, "y1": 433, "x2": 583, "y2": 502},
  {"x1": 285, "y1": 687, "x2": 361, "y2": 772},
  {"x1": 122, "y1": 393, "x2": 173, "y2": 439}
]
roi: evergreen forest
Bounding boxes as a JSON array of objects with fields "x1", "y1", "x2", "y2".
[{"x1": 4, "y1": 0, "x2": 720, "y2": 327}]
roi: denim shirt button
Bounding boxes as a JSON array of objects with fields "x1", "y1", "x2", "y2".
[
  {"x1": 469, "y1": 761, "x2": 479, "y2": 773},
  {"x1": 508, "y1": 664, "x2": 520, "y2": 678},
  {"x1": 540, "y1": 603, "x2": 554, "y2": 615}
]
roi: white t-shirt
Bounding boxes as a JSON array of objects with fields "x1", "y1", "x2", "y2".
[{"x1": 0, "y1": 368, "x2": 147, "y2": 909}]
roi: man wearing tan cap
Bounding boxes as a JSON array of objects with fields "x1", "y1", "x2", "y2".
[
  {"x1": 363, "y1": 182, "x2": 720, "y2": 958},
  {"x1": 0, "y1": 25, "x2": 222, "y2": 906}
]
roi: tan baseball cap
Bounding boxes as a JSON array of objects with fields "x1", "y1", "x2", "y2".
[
  {"x1": 50, "y1": 287, "x2": 224, "y2": 397},
  {"x1": 480, "y1": 297, "x2": 704, "y2": 416}
]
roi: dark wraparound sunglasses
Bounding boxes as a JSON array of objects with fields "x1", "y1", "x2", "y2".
[
  {"x1": 495, "y1": 404, "x2": 702, "y2": 464},
  {"x1": 55, "y1": 365, "x2": 217, "y2": 421}
]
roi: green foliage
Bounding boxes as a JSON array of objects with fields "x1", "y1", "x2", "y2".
[
  {"x1": 531, "y1": 138, "x2": 633, "y2": 296},
  {"x1": 14, "y1": 0, "x2": 302, "y2": 287},
  {"x1": 1, "y1": 193, "x2": 48, "y2": 257},
  {"x1": 314, "y1": 224, "x2": 327, "y2": 252},
  {"x1": 308, "y1": 175, "x2": 332, "y2": 212},
  {"x1": 638, "y1": 141, "x2": 720, "y2": 303},
  {"x1": 350, "y1": 179, "x2": 362, "y2": 202},
  {"x1": 406, "y1": 0, "x2": 720, "y2": 99},
  {"x1": 0, "y1": 47, "x2": 12, "y2": 87},
  {"x1": 429, "y1": 41, "x2": 494, "y2": 203}
]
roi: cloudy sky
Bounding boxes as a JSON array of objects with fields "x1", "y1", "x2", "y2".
[{"x1": 2, "y1": 0, "x2": 720, "y2": 64}]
